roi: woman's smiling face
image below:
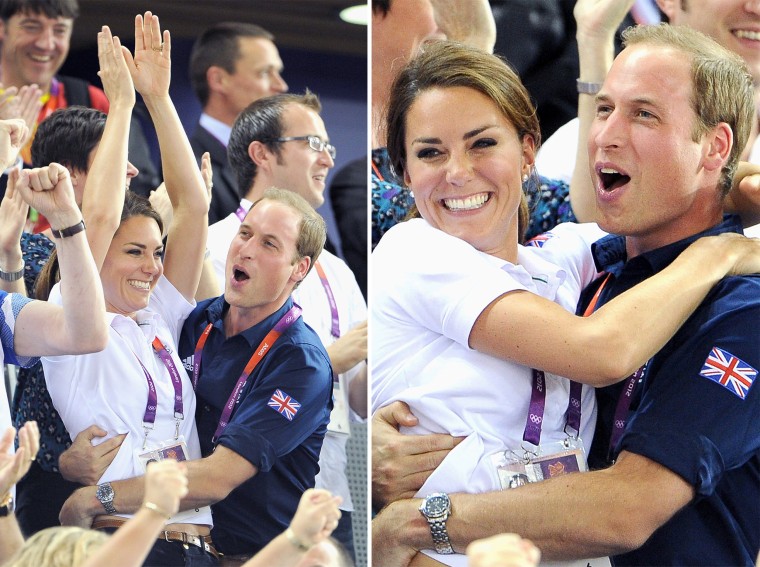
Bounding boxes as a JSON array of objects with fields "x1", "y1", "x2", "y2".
[
  {"x1": 100, "y1": 215, "x2": 164, "y2": 318},
  {"x1": 403, "y1": 86, "x2": 534, "y2": 261}
]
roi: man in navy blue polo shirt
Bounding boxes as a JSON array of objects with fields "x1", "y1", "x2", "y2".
[
  {"x1": 371, "y1": 24, "x2": 760, "y2": 567},
  {"x1": 60, "y1": 188, "x2": 334, "y2": 560}
]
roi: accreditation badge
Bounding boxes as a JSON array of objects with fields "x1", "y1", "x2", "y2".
[
  {"x1": 326, "y1": 373, "x2": 350, "y2": 436},
  {"x1": 491, "y1": 437, "x2": 588, "y2": 490},
  {"x1": 135, "y1": 435, "x2": 190, "y2": 472},
  {"x1": 490, "y1": 438, "x2": 612, "y2": 567}
]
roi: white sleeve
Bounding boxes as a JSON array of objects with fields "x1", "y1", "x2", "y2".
[{"x1": 373, "y1": 220, "x2": 528, "y2": 348}]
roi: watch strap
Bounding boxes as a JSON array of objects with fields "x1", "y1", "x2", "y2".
[
  {"x1": 0, "y1": 262, "x2": 24, "y2": 282},
  {"x1": 428, "y1": 517, "x2": 454, "y2": 554},
  {"x1": 0, "y1": 493, "x2": 14, "y2": 517},
  {"x1": 576, "y1": 79, "x2": 603, "y2": 95},
  {"x1": 51, "y1": 219, "x2": 86, "y2": 239}
]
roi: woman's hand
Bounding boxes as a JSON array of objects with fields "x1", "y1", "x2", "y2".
[
  {"x1": 288, "y1": 488, "x2": 343, "y2": 547},
  {"x1": 97, "y1": 25, "x2": 136, "y2": 110},
  {"x1": 143, "y1": 460, "x2": 188, "y2": 520},
  {"x1": 123, "y1": 11, "x2": 171, "y2": 99},
  {"x1": 574, "y1": 0, "x2": 635, "y2": 44},
  {"x1": 0, "y1": 119, "x2": 28, "y2": 171},
  {"x1": 0, "y1": 170, "x2": 29, "y2": 260},
  {"x1": 0, "y1": 422, "x2": 40, "y2": 498}
]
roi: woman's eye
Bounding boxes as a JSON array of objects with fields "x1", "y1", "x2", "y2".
[
  {"x1": 416, "y1": 148, "x2": 440, "y2": 159},
  {"x1": 471, "y1": 138, "x2": 497, "y2": 149},
  {"x1": 127, "y1": 249, "x2": 141, "y2": 256}
]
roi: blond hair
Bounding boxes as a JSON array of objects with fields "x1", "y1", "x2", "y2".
[{"x1": 6, "y1": 527, "x2": 108, "y2": 567}]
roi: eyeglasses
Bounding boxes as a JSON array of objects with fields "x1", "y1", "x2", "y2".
[{"x1": 270, "y1": 135, "x2": 337, "y2": 159}]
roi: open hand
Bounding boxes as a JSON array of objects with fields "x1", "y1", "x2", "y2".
[
  {"x1": 123, "y1": 11, "x2": 171, "y2": 98},
  {"x1": 97, "y1": 25, "x2": 136, "y2": 110}
]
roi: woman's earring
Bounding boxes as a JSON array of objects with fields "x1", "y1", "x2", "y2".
[{"x1": 522, "y1": 173, "x2": 528, "y2": 183}]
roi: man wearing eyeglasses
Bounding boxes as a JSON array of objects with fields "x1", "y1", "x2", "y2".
[{"x1": 208, "y1": 90, "x2": 368, "y2": 561}]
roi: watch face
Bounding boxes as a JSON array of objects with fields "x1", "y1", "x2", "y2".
[
  {"x1": 424, "y1": 493, "x2": 450, "y2": 516},
  {"x1": 96, "y1": 484, "x2": 114, "y2": 502}
]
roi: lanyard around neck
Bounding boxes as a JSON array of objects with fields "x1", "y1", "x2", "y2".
[
  {"x1": 313, "y1": 261, "x2": 340, "y2": 339},
  {"x1": 193, "y1": 304, "x2": 302, "y2": 442},
  {"x1": 582, "y1": 272, "x2": 645, "y2": 458},
  {"x1": 523, "y1": 369, "x2": 583, "y2": 447}
]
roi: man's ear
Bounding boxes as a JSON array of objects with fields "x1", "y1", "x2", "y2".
[
  {"x1": 655, "y1": 0, "x2": 677, "y2": 21},
  {"x1": 291, "y1": 255, "x2": 311, "y2": 284},
  {"x1": 703, "y1": 122, "x2": 733, "y2": 173},
  {"x1": 206, "y1": 66, "x2": 227, "y2": 95},
  {"x1": 248, "y1": 140, "x2": 272, "y2": 167}
]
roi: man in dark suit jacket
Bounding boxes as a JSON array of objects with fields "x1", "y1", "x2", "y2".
[{"x1": 188, "y1": 22, "x2": 288, "y2": 224}]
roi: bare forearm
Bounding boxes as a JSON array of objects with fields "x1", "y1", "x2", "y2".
[
  {"x1": 569, "y1": 25, "x2": 617, "y2": 223},
  {"x1": 194, "y1": 258, "x2": 221, "y2": 301},
  {"x1": 387, "y1": 454, "x2": 691, "y2": 561},
  {"x1": 0, "y1": 248, "x2": 24, "y2": 294},
  {"x1": 0, "y1": 515, "x2": 24, "y2": 562},
  {"x1": 242, "y1": 532, "x2": 308, "y2": 567},
  {"x1": 144, "y1": 95, "x2": 207, "y2": 299},
  {"x1": 53, "y1": 230, "x2": 107, "y2": 353},
  {"x1": 81, "y1": 103, "x2": 131, "y2": 265},
  {"x1": 143, "y1": 96, "x2": 207, "y2": 218},
  {"x1": 348, "y1": 364, "x2": 367, "y2": 419}
]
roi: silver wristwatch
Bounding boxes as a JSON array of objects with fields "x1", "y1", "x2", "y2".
[
  {"x1": 95, "y1": 482, "x2": 117, "y2": 514},
  {"x1": 419, "y1": 492, "x2": 454, "y2": 554}
]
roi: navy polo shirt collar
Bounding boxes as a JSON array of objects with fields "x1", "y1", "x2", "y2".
[
  {"x1": 202, "y1": 295, "x2": 296, "y2": 347},
  {"x1": 591, "y1": 215, "x2": 743, "y2": 276}
]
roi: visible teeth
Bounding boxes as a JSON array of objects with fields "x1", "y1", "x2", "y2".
[
  {"x1": 128, "y1": 280, "x2": 150, "y2": 290},
  {"x1": 444, "y1": 193, "x2": 489, "y2": 211},
  {"x1": 735, "y1": 30, "x2": 760, "y2": 41},
  {"x1": 600, "y1": 167, "x2": 620, "y2": 174},
  {"x1": 30, "y1": 54, "x2": 52, "y2": 62}
]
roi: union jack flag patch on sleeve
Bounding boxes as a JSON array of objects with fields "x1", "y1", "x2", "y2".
[
  {"x1": 699, "y1": 346, "x2": 757, "y2": 400},
  {"x1": 526, "y1": 232, "x2": 554, "y2": 248},
  {"x1": 268, "y1": 389, "x2": 301, "y2": 421}
]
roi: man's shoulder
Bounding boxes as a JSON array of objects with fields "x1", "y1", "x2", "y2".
[{"x1": 709, "y1": 273, "x2": 760, "y2": 307}]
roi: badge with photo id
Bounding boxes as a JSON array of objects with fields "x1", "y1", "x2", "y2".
[
  {"x1": 491, "y1": 437, "x2": 588, "y2": 490},
  {"x1": 135, "y1": 435, "x2": 189, "y2": 472}
]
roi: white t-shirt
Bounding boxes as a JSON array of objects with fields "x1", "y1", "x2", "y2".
[
  {"x1": 371, "y1": 219, "x2": 605, "y2": 566},
  {"x1": 293, "y1": 249, "x2": 367, "y2": 512},
  {"x1": 43, "y1": 276, "x2": 212, "y2": 526}
]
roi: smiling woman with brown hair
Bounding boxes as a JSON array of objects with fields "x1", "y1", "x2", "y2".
[{"x1": 370, "y1": 39, "x2": 760, "y2": 567}]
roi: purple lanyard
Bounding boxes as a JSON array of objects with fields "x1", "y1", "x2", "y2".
[
  {"x1": 125, "y1": 337, "x2": 184, "y2": 446},
  {"x1": 313, "y1": 261, "x2": 340, "y2": 339},
  {"x1": 581, "y1": 273, "x2": 646, "y2": 459},
  {"x1": 609, "y1": 365, "x2": 646, "y2": 457},
  {"x1": 192, "y1": 305, "x2": 302, "y2": 443},
  {"x1": 152, "y1": 337, "x2": 186, "y2": 420},
  {"x1": 523, "y1": 369, "x2": 583, "y2": 447},
  {"x1": 234, "y1": 203, "x2": 250, "y2": 222}
]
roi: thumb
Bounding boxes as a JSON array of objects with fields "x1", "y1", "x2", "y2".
[
  {"x1": 83, "y1": 424, "x2": 108, "y2": 441},
  {"x1": 386, "y1": 400, "x2": 418, "y2": 428}
]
